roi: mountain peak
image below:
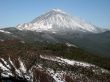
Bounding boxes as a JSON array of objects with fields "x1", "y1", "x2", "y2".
[
  {"x1": 50, "y1": 9, "x2": 66, "y2": 14},
  {"x1": 17, "y1": 9, "x2": 98, "y2": 33}
]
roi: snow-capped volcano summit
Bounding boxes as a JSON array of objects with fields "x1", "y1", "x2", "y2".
[{"x1": 17, "y1": 9, "x2": 98, "y2": 33}]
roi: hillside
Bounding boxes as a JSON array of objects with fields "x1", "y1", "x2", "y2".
[{"x1": 0, "y1": 39, "x2": 110, "y2": 82}]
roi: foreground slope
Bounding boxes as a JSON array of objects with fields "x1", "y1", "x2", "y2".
[{"x1": 0, "y1": 40, "x2": 110, "y2": 82}]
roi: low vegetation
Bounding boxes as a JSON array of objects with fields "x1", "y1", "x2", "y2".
[{"x1": 0, "y1": 39, "x2": 110, "y2": 70}]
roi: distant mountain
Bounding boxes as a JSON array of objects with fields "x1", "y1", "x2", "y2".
[{"x1": 17, "y1": 9, "x2": 99, "y2": 33}]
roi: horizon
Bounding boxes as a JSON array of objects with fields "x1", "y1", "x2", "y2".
[{"x1": 0, "y1": 0, "x2": 110, "y2": 28}]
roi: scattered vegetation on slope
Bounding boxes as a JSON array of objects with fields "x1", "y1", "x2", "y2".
[{"x1": 0, "y1": 39, "x2": 110, "y2": 70}]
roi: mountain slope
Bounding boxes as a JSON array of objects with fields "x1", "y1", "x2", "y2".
[
  {"x1": 0, "y1": 40, "x2": 110, "y2": 82},
  {"x1": 0, "y1": 27, "x2": 110, "y2": 57},
  {"x1": 17, "y1": 9, "x2": 98, "y2": 33}
]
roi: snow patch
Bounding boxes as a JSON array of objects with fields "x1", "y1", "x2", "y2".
[
  {"x1": 40, "y1": 55, "x2": 94, "y2": 67},
  {"x1": 52, "y1": 9, "x2": 67, "y2": 14},
  {"x1": 0, "y1": 58, "x2": 33, "y2": 82},
  {"x1": 0, "y1": 29, "x2": 12, "y2": 34},
  {"x1": 65, "y1": 42, "x2": 78, "y2": 47},
  {"x1": 18, "y1": 58, "x2": 27, "y2": 73},
  {"x1": 40, "y1": 55, "x2": 110, "y2": 74},
  {"x1": 47, "y1": 68, "x2": 65, "y2": 82}
]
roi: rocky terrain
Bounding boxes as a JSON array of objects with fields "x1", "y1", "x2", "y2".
[{"x1": 0, "y1": 40, "x2": 110, "y2": 82}]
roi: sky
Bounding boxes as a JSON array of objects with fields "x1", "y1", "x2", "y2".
[{"x1": 0, "y1": 0, "x2": 110, "y2": 28}]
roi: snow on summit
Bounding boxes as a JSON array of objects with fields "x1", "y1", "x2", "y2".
[
  {"x1": 17, "y1": 9, "x2": 98, "y2": 33},
  {"x1": 51, "y1": 8, "x2": 67, "y2": 14}
]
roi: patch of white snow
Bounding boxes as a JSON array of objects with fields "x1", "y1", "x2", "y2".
[{"x1": 0, "y1": 29, "x2": 12, "y2": 34}]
